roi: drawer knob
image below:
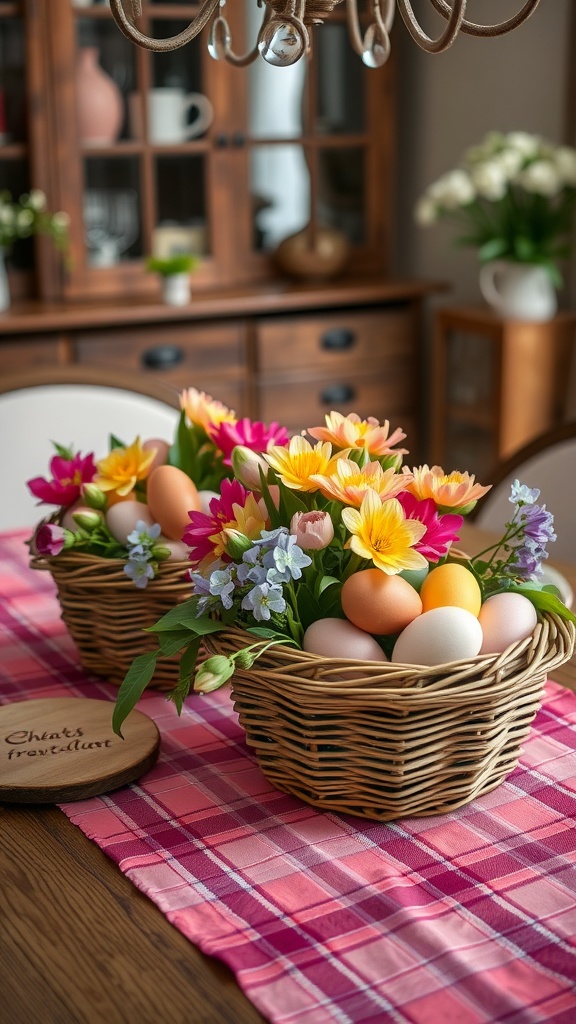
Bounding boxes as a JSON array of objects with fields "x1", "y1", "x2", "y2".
[
  {"x1": 320, "y1": 383, "x2": 355, "y2": 405},
  {"x1": 141, "y1": 345, "x2": 184, "y2": 370},
  {"x1": 321, "y1": 328, "x2": 356, "y2": 351}
]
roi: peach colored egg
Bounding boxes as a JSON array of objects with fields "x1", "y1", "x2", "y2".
[
  {"x1": 105, "y1": 501, "x2": 154, "y2": 544},
  {"x1": 478, "y1": 593, "x2": 538, "y2": 654},
  {"x1": 341, "y1": 569, "x2": 422, "y2": 636},
  {"x1": 303, "y1": 618, "x2": 387, "y2": 662},
  {"x1": 61, "y1": 504, "x2": 103, "y2": 532},
  {"x1": 159, "y1": 538, "x2": 190, "y2": 562},
  {"x1": 142, "y1": 438, "x2": 171, "y2": 472},
  {"x1": 147, "y1": 465, "x2": 202, "y2": 541},
  {"x1": 392, "y1": 607, "x2": 483, "y2": 666}
]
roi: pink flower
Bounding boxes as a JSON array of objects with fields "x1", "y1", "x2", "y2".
[
  {"x1": 27, "y1": 452, "x2": 97, "y2": 508},
  {"x1": 290, "y1": 510, "x2": 334, "y2": 550},
  {"x1": 34, "y1": 523, "x2": 67, "y2": 556},
  {"x1": 183, "y1": 478, "x2": 268, "y2": 568},
  {"x1": 209, "y1": 418, "x2": 289, "y2": 466},
  {"x1": 398, "y1": 491, "x2": 463, "y2": 562}
]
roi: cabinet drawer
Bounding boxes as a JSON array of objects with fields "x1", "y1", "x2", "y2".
[
  {"x1": 73, "y1": 322, "x2": 248, "y2": 413},
  {"x1": 257, "y1": 308, "x2": 415, "y2": 374},
  {"x1": 0, "y1": 337, "x2": 64, "y2": 372},
  {"x1": 258, "y1": 369, "x2": 415, "y2": 435}
]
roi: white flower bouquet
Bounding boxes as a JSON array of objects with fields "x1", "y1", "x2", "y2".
[{"x1": 414, "y1": 131, "x2": 576, "y2": 284}]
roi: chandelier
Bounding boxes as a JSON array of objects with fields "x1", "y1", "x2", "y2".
[{"x1": 109, "y1": 0, "x2": 542, "y2": 70}]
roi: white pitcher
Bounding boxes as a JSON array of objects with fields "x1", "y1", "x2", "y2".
[{"x1": 479, "y1": 260, "x2": 557, "y2": 321}]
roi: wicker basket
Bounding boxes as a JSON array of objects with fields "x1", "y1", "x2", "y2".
[
  {"x1": 204, "y1": 614, "x2": 575, "y2": 821},
  {"x1": 31, "y1": 551, "x2": 191, "y2": 689}
]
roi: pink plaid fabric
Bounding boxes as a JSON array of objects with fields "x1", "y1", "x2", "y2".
[{"x1": 2, "y1": 530, "x2": 576, "y2": 1024}]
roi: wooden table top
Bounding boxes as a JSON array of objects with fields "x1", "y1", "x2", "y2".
[{"x1": 2, "y1": 523, "x2": 575, "y2": 1024}]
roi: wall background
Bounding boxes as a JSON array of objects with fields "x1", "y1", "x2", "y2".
[{"x1": 392, "y1": 0, "x2": 573, "y2": 307}]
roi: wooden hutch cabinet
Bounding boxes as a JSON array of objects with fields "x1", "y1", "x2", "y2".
[{"x1": 0, "y1": 0, "x2": 435, "y2": 449}]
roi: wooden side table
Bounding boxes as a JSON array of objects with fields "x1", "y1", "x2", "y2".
[{"x1": 429, "y1": 306, "x2": 576, "y2": 476}]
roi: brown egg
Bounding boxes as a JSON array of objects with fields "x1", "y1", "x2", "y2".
[
  {"x1": 341, "y1": 569, "x2": 422, "y2": 636},
  {"x1": 142, "y1": 438, "x2": 171, "y2": 472},
  {"x1": 146, "y1": 465, "x2": 202, "y2": 541}
]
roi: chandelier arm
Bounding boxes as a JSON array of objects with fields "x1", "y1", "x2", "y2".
[
  {"x1": 108, "y1": 0, "x2": 220, "y2": 52},
  {"x1": 347, "y1": 0, "x2": 395, "y2": 57},
  {"x1": 427, "y1": 0, "x2": 542, "y2": 37},
  {"x1": 223, "y1": 5, "x2": 274, "y2": 66},
  {"x1": 396, "y1": 0, "x2": 466, "y2": 53}
]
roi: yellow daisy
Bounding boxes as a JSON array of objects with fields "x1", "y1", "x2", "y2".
[
  {"x1": 403, "y1": 465, "x2": 491, "y2": 513},
  {"x1": 341, "y1": 489, "x2": 428, "y2": 574},
  {"x1": 310, "y1": 459, "x2": 411, "y2": 507},
  {"x1": 94, "y1": 437, "x2": 156, "y2": 498},
  {"x1": 264, "y1": 435, "x2": 349, "y2": 493},
  {"x1": 308, "y1": 411, "x2": 408, "y2": 457}
]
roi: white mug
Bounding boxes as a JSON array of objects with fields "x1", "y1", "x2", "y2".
[
  {"x1": 130, "y1": 88, "x2": 213, "y2": 143},
  {"x1": 479, "y1": 260, "x2": 557, "y2": 322}
]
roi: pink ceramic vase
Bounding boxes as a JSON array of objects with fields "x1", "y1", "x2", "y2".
[{"x1": 76, "y1": 47, "x2": 123, "y2": 145}]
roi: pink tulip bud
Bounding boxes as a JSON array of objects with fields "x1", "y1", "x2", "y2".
[
  {"x1": 231, "y1": 445, "x2": 268, "y2": 490},
  {"x1": 290, "y1": 510, "x2": 334, "y2": 550}
]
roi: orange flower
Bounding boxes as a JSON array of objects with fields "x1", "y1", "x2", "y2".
[
  {"x1": 307, "y1": 411, "x2": 408, "y2": 457},
  {"x1": 310, "y1": 459, "x2": 411, "y2": 507},
  {"x1": 94, "y1": 438, "x2": 156, "y2": 498},
  {"x1": 179, "y1": 387, "x2": 236, "y2": 433},
  {"x1": 404, "y1": 465, "x2": 492, "y2": 513},
  {"x1": 341, "y1": 489, "x2": 427, "y2": 574},
  {"x1": 264, "y1": 435, "x2": 349, "y2": 493}
]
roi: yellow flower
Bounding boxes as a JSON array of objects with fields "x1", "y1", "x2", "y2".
[
  {"x1": 307, "y1": 411, "x2": 408, "y2": 457},
  {"x1": 205, "y1": 493, "x2": 268, "y2": 565},
  {"x1": 404, "y1": 465, "x2": 492, "y2": 513},
  {"x1": 264, "y1": 435, "x2": 349, "y2": 493},
  {"x1": 310, "y1": 459, "x2": 412, "y2": 507},
  {"x1": 94, "y1": 438, "x2": 156, "y2": 498},
  {"x1": 341, "y1": 489, "x2": 428, "y2": 574},
  {"x1": 179, "y1": 387, "x2": 236, "y2": 432}
]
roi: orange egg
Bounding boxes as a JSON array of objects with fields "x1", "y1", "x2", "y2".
[
  {"x1": 419, "y1": 563, "x2": 482, "y2": 617},
  {"x1": 341, "y1": 569, "x2": 422, "y2": 636},
  {"x1": 146, "y1": 465, "x2": 202, "y2": 541}
]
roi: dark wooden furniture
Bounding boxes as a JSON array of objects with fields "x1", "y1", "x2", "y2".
[{"x1": 430, "y1": 305, "x2": 576, "y2": 478}]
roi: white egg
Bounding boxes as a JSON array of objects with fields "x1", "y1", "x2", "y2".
[
  {"x1": 198, "y1": 490, "x2": 220, "y2": 513},
  {"x1": 303, "y1": 618, "x2": 387, "y2": 662},
  {"x1": 392, "y1": 606, "x2": 483, "y2": 666},
  {"x1": 105, "y1": 501, "x2": 155, "y2": 544},
  {"x1": 159, "y1": 538, "x2": 190, "y2": 562},
  {"x1": 479, "y1": 593, "x2": 538, "y2": 654}
]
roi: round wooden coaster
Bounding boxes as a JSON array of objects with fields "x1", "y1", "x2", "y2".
[{"x1": 0, "y1": 698, "x2": 160, "y2": 804}]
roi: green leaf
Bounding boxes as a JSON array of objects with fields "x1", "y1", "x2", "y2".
[
  {"x1": 168, "y1": 411, "x2": 196, "y2": 477},
  {"x1": 509, "y1": 585, "x2": 576, "y2": 624},
  {"x1": 112, "y1": 651, "x2": 158, "y2": 737},
  {"x1": 477, "y1": 237, "x2": 508, "y2": 262},
  {"x1": 157, "y1": 629, "x2": 197, "y2": 657},
  {"x1": 246, "y1": 626, "x2": 299, "y2": 646},
  {"x1": 165, "y1": 637, "x2": 203, "y2": 714},
  {"x1": 145, "y1": 601, "x2": 224, "y2": 636},
  {"x1": 109, "y1": 433, "x2": 126, "y2": 450},
  {"x1": 318, "y1": 575, "x2": 339, "y2": 596}
]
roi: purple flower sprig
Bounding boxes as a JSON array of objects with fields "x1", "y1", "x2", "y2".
[
  {"x1": 469, "y1": 480, "x2": 556, "y2": 597},
  {"x1": 124, "y1": 521, "x2": 171, "y2": 590}
]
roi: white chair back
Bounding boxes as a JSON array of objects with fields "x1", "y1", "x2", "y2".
[
  {"x1": 0, "y1": 368, "x2": 180, "y2": 531},
  {"x1": 474, "y1": 425, "x2": 576, "y2": 564}
]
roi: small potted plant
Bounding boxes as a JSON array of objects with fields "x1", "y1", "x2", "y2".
[
  {"x1": 145, "y1": 252, "x2": 199, "y2": 306},
  {"x1": 0, "y1": 189, "x2": 70, "y2": 312}
]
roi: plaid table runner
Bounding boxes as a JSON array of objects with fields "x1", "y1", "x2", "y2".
[{"x1": 2, "y1": 529, "x2": 576, "y2": 1024}]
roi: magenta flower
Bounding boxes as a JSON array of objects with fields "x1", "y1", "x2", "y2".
[
  {"x1": 27, "y1": 452, "x2": 97, "y2": 508},
  {"x1": 34, "y1": 523, "x2": 68, "y2": 556},
  {"x1": 209, "y1": 418, "x2": 289, "y2": 466},
  {"x1": 182, "y1": 478, "x2": 268, "y2": 568},
  {"x1": 398, "y1": 491, "x2": 463, "y2": 562}
]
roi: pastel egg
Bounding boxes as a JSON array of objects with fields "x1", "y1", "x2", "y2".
[
  {"x1": 142, "y1": 438, "x2": 171, "y2": 472},
  {"x1": 303, "y1": 618, "x2": 387, "y2": 662},
  {"x1": 105, "y1": 501, "x2": 154, "y2": 544},
  {"x1": 160, "y1": 538, "x2": 190, "y2": 562},
  {"x1": 392, "y1": 606, "x2": 483, "y2": 666},
  {"x1": 146, "y1": 465, "x2": 202, "y2": 541},
  {"x1": 341, "y1": 569, "x2": 422, "y2": 636},
  {"x1": 420, "y1": 563, "x2": 482, "y2": 617},
  {"x1": 479, "y1": 593, "x2": 538, "y2": 654}
]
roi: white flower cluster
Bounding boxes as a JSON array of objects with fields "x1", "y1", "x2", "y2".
[
  {"x1": 0, "y1": 188, "x2": 70, "y2": 249},
  {"x1": 415, "y1": 131, "x2": 576, "y2": 225}
]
